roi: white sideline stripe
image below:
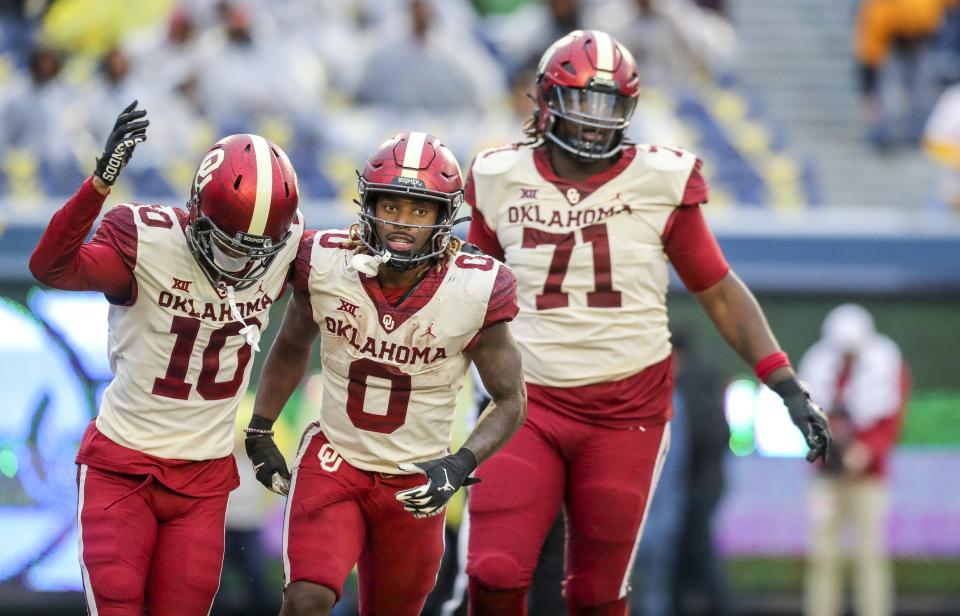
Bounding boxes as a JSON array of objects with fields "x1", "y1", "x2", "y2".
[
  {"x1": 594, "y1": 30, "x2": 615, "y2": 74},
  {"x1": 248, "y1": 134, "x2": 273, "y2": 235},
  {"x1": 619, "y1": 423, "x2": 672, "y2": 597},
  {"x1": 400, "y1": 131, "x2": 428, "y2": 179},
  {"x1": 283, "y1": 423, "x2": 324, "y2": 584},
  {"x1": 77, "y1": 464, "x2": 99, "y2": 616}
]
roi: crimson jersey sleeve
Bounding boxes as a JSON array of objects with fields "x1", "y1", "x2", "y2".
[
  {"x1": 682, "y1": 159, "x2": 709, "y2": 205},
  {"x1": 290, "y1": 230, "x2": 316, "y2": 296},
  {"x1": 662, "y1": 205, "x2": 730, "y2": 293},
  {"x1": 482, "y1": 265, "x2": 519, "y2": 329},
  {"x1": 464, "y1": 163, "x2": 506, "y2": 262},
  {"x1": 858, "y1": 363, "x2": 909, "y2": 465},
  {"x1": 29, "y1": 178, "x2": 137, "y2": 304},
  {"x1": 464, "y1": 264, "x2": 518, "y2": 353}
]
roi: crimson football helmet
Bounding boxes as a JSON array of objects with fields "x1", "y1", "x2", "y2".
[
  {"x1": 356, "y1": 131, "x2": 465, "y2": 271},
  {"x1": 185, "y1": 134, "x2": 299, "y2": 290},
  {"x1": 535, "y1": 29, "x2": 640, "y2": 159}
]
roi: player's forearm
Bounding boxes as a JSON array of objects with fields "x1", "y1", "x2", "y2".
[
  {"x1": 252, "y1": 336, "x2": 311, "y2": 422},
  {"x1": 461, "y1": 389, "x2": 526, "y2": 463},
  {"x1": 695, "y1": 271, "x2": 792, "y2": 382},
  {"x1": 30, "y1": 177, "x2": 110, "y2": 287}
]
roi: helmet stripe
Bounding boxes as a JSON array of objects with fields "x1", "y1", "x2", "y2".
[
  {"x1": 400, "y1": 131, "x2": 427, "y2": 179},
  {"x1": 248, "y1": 134, "x2": 273, "y2": 235},
  {"x1": 593, "y1": 30, "x2": 614, "y2": 74}
]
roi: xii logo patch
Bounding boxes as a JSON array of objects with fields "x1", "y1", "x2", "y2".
[
  {"x1": 171, "y1": 277, "x2": 192, "y2": 293},
  {"x1": 519, "y1": 187, "x2": 538, "y2": 200},
  {"x1": 338, "y1": 298, "x2": 359, "y2": 316}
]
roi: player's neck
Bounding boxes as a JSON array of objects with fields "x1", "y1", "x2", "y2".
[
  {"x1": 377, "y1": 261, "x2": 431, "y2": 290},
  {"x1": 547, "y1": 143, "x2": 618, "y2": 183}
]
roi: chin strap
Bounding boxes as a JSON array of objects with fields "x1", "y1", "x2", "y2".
[
  {"x1": 348, "y1": 250, "x2": 392, "y2": 276},
  {"x1": 225, "y1": 284, "x2": 261, "y2": 351}
]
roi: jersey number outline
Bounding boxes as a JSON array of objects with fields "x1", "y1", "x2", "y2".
[
  {"x1": 152, "y1": 315, "x2": 261, "y2": 400},
  {"x1": 345, "y1": 358, "x2": 411, "y2": 433},
  {"x1": 522, "y1": 222, "x2": 621, "y2": 310}
]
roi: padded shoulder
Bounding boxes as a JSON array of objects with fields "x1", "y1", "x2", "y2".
[
  {"x1": 471, "y1": 144, "x2": 524, "y2": 177},
  {"x1": 635, "y1": 144, "x2": 700, "y2": 173}
]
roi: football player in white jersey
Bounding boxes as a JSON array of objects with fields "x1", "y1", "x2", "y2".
[
  {"x1": 463, "y1": 31, "x2": 832, "y2": 615},
  {"x1": 245, "y1": 132, "x2": 526, "y2": 616},
  {"x1": 29, "y1": 101, "x2": 304, "y2": 615}
]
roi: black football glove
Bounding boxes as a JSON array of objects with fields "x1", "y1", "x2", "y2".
[
  {"x1": 395, "y1": 448, "x2": 480, "y2": 519},
  {"x1": 772, "y1": 377, "x2": 832, "y2": 463},
  {"x1": 244, "y1": 415, "x2": 290, "y2": 495},
  {"x1": 94, "y1": 100, "x2": 149, "y2": 186}
]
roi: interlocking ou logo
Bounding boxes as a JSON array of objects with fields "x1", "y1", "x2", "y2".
[
  {"x1": 318, "y1": 443, "x2": 343, "y2": 473},
  {"x1": 382, "y1": 314, "x2": 395, "y2": 331},
  {"x1": 566, "y1": 187, "x2": 581, "y2": 205},
  {"x1": 194, "y1": 148, "x2": 225, "y2": 194}
]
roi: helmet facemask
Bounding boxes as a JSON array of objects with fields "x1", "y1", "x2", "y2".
[
  {"x1": 355, "y1": 176, "x2": 465, "y2": 272},
  {"x1": 185, "y1": 198, "x2": 291, "y2": 291},
  {"x1": 543, "y1": 84, "x2": 637, "y2": 160}
]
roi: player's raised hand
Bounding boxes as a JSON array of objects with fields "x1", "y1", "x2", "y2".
[
  {"x1": 244, "y1": 415, "x2": 291, "y2": 495},
  {"x1": 94, "y1": 100, "x2": 149, "y2": 186},
  {"x1": 395, "y1": 448, "x2": 480, "y2": 519},
  {"x1": 772, "y1": 377, "x2": 832, "y2": 463}
]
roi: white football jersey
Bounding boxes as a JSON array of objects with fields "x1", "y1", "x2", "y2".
[
  {"x1": 96, "y1": 204, "x2": 303, "y2": 460},
  {"x1": 298, "y1": 231, "x2": 516, "y2": 474},
  {"x1": 469, "y1": 143, "x2": 699, "y2": 388}
]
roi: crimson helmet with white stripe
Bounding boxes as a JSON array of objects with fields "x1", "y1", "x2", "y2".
[
  {"x1": 185, "y1": 134, "x2": 299, "y2": 290},
  {"x1": 356, "y1": 131, "x2": 466, "y2": 271},
  {"x1": 535, "y1": 29, "x2": 640, "y2": 160}
]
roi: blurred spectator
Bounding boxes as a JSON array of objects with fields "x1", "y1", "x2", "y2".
[
  {"x1": 594, "y1": 0, "x2": 737, "y2": 87},
  {"x1": 198, "y1": 3, "x2": 324, "y2": 133},
  {"x1": 671, "y1": 330, "x2": 730, "y2": 616},
  {"x1": 0, "y1": 43, "x2": 85, "y2": 190},
  {"x1": 631, "y1": 329, "x2": 729, "y2": 616},
  {"x1": 482, "y1": 0, "x2": 583, "y2": 73},
  {"x1": 923, "y1": 75, "x2": 960, "y2": 211},
  {"x1": 855, "y1": 0, "x2": 954, "y2": 150},
  {"x1": 127, "y1": 7, "x2": 208, "y2": 100},
  {"x1": 353, "y1": 0, "x2": 505, "y2": 113},
  {"x1": 798, "y1": 304, "x2": 909, "y2": 616}
]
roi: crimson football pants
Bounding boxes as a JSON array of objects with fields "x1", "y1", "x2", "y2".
[
  {"x1": 467, "y1": 404, "x2": 670, "y2": 615},
  {"x1": 283, "y1": 425, "x2": 446, "y2": 616},
  {"x1": 76, "y1": 464, "x2": 228, "y2": 616}
]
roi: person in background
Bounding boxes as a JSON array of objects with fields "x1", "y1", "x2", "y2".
[
  {"x1": 630, "y1": 329, "x2": 730, "y2": 616},
  {"x1": 854, "y1": 0, "x2": 953, "y2": 149},
  {"x1": 799, "y1": 304, "x2": 909, "y2": 616},
  {"x1": 923, "y1": 72, "x2": 960, "y2": 211},
  {"x1": 671, "y1": 330, "x2": 730, "y2": 616}
]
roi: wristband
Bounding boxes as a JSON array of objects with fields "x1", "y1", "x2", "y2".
[
  {"x1": 246, "y1": 414, "x2": 275, "y2": 436},
  {"x1": 754, "y1": 351, "x2": 791, "y2": 383}
]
